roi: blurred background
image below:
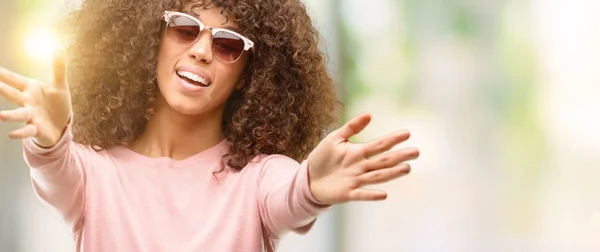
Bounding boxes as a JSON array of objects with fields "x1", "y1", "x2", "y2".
[{"x1": 1, "y1": 0, "x2": 599, "y2": 251}]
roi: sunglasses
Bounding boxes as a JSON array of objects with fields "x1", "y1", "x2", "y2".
[{"x1": 163, "y1": 11, "x2": 254, "y2": 63}]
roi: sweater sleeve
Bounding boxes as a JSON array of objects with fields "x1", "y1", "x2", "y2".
[
  {"x1": 256, "y1": 155, "x2": 331, "y2": 239},
  {"x1": 22, "y1": 124, "x2": 88, "y2": 235}
]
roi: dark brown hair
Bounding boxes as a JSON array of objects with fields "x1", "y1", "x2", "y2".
[{"x1": 64, "y1": 0, "x2": 340, "y2": 170}]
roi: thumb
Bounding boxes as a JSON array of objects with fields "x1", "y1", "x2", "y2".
[
  {"x1": 335, "y1": 113, "x2": 372, "y2": 140},
  {"x1": 52, "y1": 45, "x2": 68, "y2": 89}
]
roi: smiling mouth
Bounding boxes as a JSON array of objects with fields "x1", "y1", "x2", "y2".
[{"x1": 176, "y1": 70, "x2": 211, "y2": 87}]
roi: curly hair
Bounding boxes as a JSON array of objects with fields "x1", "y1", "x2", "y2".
[{"x1": 63, "y1": 0, "x2": 340, "y2": 170}]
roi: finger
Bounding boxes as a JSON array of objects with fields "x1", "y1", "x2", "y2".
[
  {"x1": 348, "y1": 188, "x2": 387, "y2": 201},
  {"x1": 362, "y1": 147, "x2": 419, "y2": 172},
  {"x1": 0, "y1": 107, "x2": 32, "y2": 122},
  {"x1": 363, "y1": 130, "x2": 411, "y2": 158},
  {"x1": 357, "y1": 163, "x2": 411, "y2": 186},
  {"x1": 0, "y1": 82, "x2": 26, "y2": 106},
  {"x1": 8, "y1": 124, "x2": 37, "y2": 139},
  {"x1": 53, "y1": 46, "x2": 68, "y2": 89},
  {"x1": 0, "y1": 67, "x2": 28, "y2": 91},
  {"x1": 335, "y1": 113, "x2": 371, "y2": 141}
]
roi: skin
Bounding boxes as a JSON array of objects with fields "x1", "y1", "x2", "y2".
[{"x1": 0, "y1": 6, "x2": 419, "y2": 205}]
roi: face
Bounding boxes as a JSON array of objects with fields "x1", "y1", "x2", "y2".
[{"x1": 156, "y1": 6, "x2": 250, "y2": 117}]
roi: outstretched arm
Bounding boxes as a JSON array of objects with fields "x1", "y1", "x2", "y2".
[
  {"x1": 257, "y1": 113, "x2": 419, "y2": 239},
  {"x1": 257, "y1": 155, "x2": 329, "y2": 239},
  {"x1": 0, "y1": 49, "x2": 87, "y2": 234}
]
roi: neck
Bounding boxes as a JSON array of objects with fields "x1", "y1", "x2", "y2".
[{"x1": 128, "y1": 98, "x2": 226, "y2": 160}]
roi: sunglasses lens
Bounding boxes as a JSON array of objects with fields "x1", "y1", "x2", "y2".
[
  {"x1": 167, "y1": 15, "x2": 200, "y2": 44},
  {"x1": 166, "y1": 13, "x2": 249, "y2": 62},
  {"x1": 212, "y1": 31, "x2": 245, "y2": 62}
]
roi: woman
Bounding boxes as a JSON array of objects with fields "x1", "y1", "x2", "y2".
[{"x1": 0, "y1": 0, "x2": 419, "y2": 251}]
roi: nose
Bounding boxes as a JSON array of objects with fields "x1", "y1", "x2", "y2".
[{"x1": 187, "y1": 30, "x2": 213, "y2": 64}]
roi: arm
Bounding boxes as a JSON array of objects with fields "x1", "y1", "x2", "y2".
[
  {"x1": 256, "y1": 155, "x2": 330, "y2": 239},
  {"x1": 23, "y1": 124, "x2": 88, "y2": 235},
  {"x1": 0, "y1": 49, "x2": 82, "y2": 232},
  {"x1": 258, "y1": 113, "x2": 419, "y2": 239}
]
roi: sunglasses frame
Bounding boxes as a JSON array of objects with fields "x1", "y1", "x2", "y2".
[{"x1": 163, "y1": 11, "x2": 255, "y2": 63}]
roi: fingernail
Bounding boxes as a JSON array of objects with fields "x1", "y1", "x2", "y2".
[{"x1": 411, "y1": 148, "x2": 420, "y2": 158}]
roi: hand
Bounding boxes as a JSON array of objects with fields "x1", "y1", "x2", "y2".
[
  {"x1": 0, "y1": 48, "x2": 72, "y2": 147},
  {"x1": 308, "y1": 113, "x2": 419, "y2": 205}
]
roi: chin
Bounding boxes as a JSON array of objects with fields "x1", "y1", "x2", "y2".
[
  {"x1": 156, "y1": 90, "x2": 200, "y2": 117},
  {"x1": 164, "y1": 96, "x2": 206, "y2": 116},
  {"x1": 155, "y1": 80, "x2": 198, "y2": 115},
  {"x1": 170, "y1": 103, "x2": 203, "y2": 116}
]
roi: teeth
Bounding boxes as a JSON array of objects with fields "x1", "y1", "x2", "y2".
[{"x1": 177, "y1": 70, "x2": 208, "y2": 85}]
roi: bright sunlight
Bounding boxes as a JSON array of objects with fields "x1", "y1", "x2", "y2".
[{"x1": 23, "y1": 28, "x2": 61, "y2": 63}]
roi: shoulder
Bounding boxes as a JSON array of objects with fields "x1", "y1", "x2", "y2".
[
  {"x1": 249, "y1": 154, "x2": 301, "y2": 169},
  {"x1": 243, "y1": 154, "x2": 303, "y2": 181},
  {"x1": 75, "y1": 144, "x2": 132, "y2": 167}
]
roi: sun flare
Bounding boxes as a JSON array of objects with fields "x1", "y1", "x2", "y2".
[{"x1": 24, "y1": 28, "x2": 61, "y2": 63}]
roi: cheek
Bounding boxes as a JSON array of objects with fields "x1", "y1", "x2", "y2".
[
  {"x1": 157, "y1": 41, "x2": 174, "y2": 77},
  {"x1": 209, "y1": 65, "x2": 245, "y2": 103},
  {"x1": 217, "y1": 59, "x2": 248, "y2": 86},
  {"x1": 156, "y1": 42, "x2": 188, "y2": 93}
]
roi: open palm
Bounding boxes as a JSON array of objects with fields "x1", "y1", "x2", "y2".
[
  {"x1": 308, "y1": 113, "x2": 420, "y2": 205},
  {"x1": 0, "y1": 49, "x2": 71, "y2": 147}
]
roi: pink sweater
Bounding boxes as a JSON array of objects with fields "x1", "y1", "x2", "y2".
[{"x1": 23, "y1": 125, "x2": 330, "y2": 252}]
